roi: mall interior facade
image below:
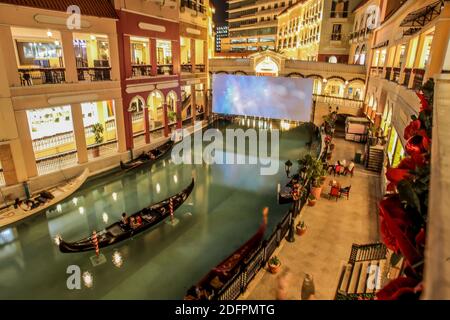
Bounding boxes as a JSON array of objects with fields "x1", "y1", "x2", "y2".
[{"x1": 0, "y1": 0, "x2": 449, "y2": 300}]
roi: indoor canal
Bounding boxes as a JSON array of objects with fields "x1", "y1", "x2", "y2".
[{"x1": 0, "y1": 119, "x2": 318, "y2": 299}]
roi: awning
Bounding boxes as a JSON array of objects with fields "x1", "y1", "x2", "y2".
[
  {"x1": 400, "y1": 0, "x2": 442, "y2": 28},
  {"x1": 372, "y1": 40, "x2": 389, "y2": 49},
  {"x1": 403, "y1": 27, "x2": 422, "y2": 36}
]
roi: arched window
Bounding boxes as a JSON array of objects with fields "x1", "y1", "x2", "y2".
[
  {"x1": 328, "y1": 56, "x2": 338, "y2": 63},
  {"x1": 360, "y1": 44, "x2": 367, "y2": 65},
  {"x1": 354, "y1": 45, "x2": 361, "y2": 64}
]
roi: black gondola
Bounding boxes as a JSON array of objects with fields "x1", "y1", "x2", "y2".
[
  {"x1": 278, "y1": 191, "x2": 294, "y2": 204},
  {"x1": 58, "y1": 178, "x2": 195, "y2": 253},
  {"x1": 120, "y1": 140, "x2": 174, "y2": 171}
]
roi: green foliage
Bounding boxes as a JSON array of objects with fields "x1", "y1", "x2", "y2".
[
  {"x1": 92, "y1": 123, "x2": 104, "y2": 145},
  {"x1": 308, "y1": 193, "x2": 316, "y2": 201},
  {"x1": 269, "y1": 256, "x2": 280, "y2": 266},
  {"x1": 300, "y1": 154, "x2": 326, "y2": 187},
  {"x1": 168, "y1": 111, "x2": 177, "y2": 122},
  {"x1": 297, "y1": 221, "x2": 306, "y2": 229}
]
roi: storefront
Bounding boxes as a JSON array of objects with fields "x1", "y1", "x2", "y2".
[{"x1": 386, "y1": 127, "x2": 405, "y2": 167}]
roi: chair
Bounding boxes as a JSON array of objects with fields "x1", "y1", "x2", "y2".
[
  {"x1": 339, "y1": 186, "x2": 351, "y2": 200},
  {"x1": 329, "y1": 185, "x2": 340, "y2": 201}
]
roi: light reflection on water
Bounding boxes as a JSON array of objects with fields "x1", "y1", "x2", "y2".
[{"x1": 0, "y1": 121, "x2": 314, "y2": 299}]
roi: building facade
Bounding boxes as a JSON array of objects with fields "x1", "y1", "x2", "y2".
[
  {"x1": 277, "y1": 0, "x2": 361, "y2": 63},
  {"x1": 0, "y1": 0, "x2": 125, "y2": 188},
  {"x1": 222, "y1": 0, "x2": 300, "y2": 54},
  {"x1": 0, "y1": 0, "x2": 213, "y2": 192},
  {"x1": 215, "y1": 25, "x2": 229, "y2": 52}
]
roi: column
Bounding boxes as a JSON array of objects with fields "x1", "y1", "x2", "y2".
[
  {"x1": 144, "y1": 107, "x2": 150, "y2": 144},
  {"x1": 409, "y1": 34, "x2": 426, "y2": 88},
  {"x1": 114, "y1": 98, "x2": 128, "y2": 153},
  {"x1": 0, "y1": 25, "x2": 21, "y2": 87},
  {"x1": 60, "y1": 31, "x2": 78, "y2": 83},
  {"x1": 191, "y1": 84, "x2": 197, "y2": 121},
  {"x1": 176, "y1": 100, "x2": 182, "y2": 129},
  {"x1": 108, "y1": 32, "x2": 121, "y2": 81},
  {"x1": 190, "y1": 38, "x2": 196, "y2": 72},
  {"x1": 14, "y1": 110, "x2": 38, "y2": 177},
  {"x1": 123, "y1": 35, "x2": 133, "y2": 79},
  {"x1": 172, "y1": 39, "x2": 181, "y2": 75},
  {"x1": 71, "y1": 103, "x2": 88, "y2": 164},
  {"x1": 426, "y1": 3, "x2": 450, "y2": 79},
  {"x1": 150, "y1": 38, "x2": 158, "y2": 76},
  {"x1": 163, "y1": 103, "x2": 169, "y2": 137}
]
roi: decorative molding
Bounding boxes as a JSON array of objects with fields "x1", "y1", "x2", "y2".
[
  {"x1": 47, "y1": 94, "x2": 98, "y2": 105},
  {"x1": 138, "y1": 22, "x2": 166, "y2": 33},
  {"x1": 126, "y1": 84, "x2": 156, "y2": 94},
  {"x1": 186, "y1": 27, "x2": 201, "y2": 35},
  {"x1": 157, "y1": 82, "x2": 179, "y2": 90},
  {"x1": 34, "y1": 14, "x2": 91, "y2": 28}
]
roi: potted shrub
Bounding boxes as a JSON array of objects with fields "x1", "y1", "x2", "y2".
[
  {"x1": 268, "y1": 256, "x2": 281, "y2": 274},
  {"x1": 303, "y1": 155, "x2": 327, "y2": 200},
  {"x1": 307, "y1": 194, "x2": 317, "y2": 206},
  {"x1": 296, "y1": 221, "x2": 307, "y2": 235},
  {"x1": 92, "y1": 123, "x2": 104, "y2": 158},
  {"x1": 168, "y1": 110, "x2": 177, "y2": 123}
]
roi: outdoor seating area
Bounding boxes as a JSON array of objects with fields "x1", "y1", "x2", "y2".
[
  {"x1": 327, "y1": 159, "x2": 355, "y2": 177},
  {"x1": 328, "y1": 179, "x2": 351, "y2": 201}
]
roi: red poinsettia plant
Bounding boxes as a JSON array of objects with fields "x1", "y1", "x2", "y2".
[{"x1": 377, "y1": 79, "x2": 434, "y2": 300}]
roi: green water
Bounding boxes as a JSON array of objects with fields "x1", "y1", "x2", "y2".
[{"x1": 0, "y1": 120, "x2": 315, "y2": 299}]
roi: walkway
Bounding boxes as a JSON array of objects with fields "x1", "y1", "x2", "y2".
[{"x1": 244, "y1": 137, "x2": 382, "y2": 300}]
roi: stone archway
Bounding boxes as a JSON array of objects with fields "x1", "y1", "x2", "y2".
[{"x1": 255, "y1": 56, "x2": 279, "y2": 76}]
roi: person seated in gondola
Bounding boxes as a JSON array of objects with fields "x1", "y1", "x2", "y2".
[
  {"x1": 148, "y1": 151, "x2": 156, "y2": 160},
  {"x1": 135, "y1": 215, "x2": 143, "y2": 226},
  {"x1": 130, "y1": 216, "x2": 140, "y2": 229},
  {"x1": 121, "y1": 212, "x2": 130, "y2": 229},
  {"x1": 137, "y1": 151, "x2": 150, "y2": 161}
]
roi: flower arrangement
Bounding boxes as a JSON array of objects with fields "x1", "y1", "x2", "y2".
[{"x1": 376, "y1": 79, "x2": 434, "y2": 300}]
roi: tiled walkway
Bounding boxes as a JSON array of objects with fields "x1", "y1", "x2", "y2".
[{"x1": 244, "y1": 137, "x2": 381, "y2": 300}]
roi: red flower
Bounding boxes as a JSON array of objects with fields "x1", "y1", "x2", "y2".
[
  {"x1": 386, "y1": 168, "x2": 411, "y2": 186},
  {"x1": 405, "y1": 135, "x2": 427, "y2": 156},
  {"x1": 416, "y1": 91, "x2": 429, "y2": 112},
  {"x1": 415, "y1": 228, "x2": 426, "y2": 251},
  {"x1": 376, "y1": 277, "x2": 421, "y2": 300},
  {"x1": 404, "y1": 120, "x2": 421, "y2": 140},
  {"x1": 380, "y1": 217, "x2": 398, "y2": 252}
]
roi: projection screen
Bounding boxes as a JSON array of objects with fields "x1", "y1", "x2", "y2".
[{"x1": 212, "y1": 74, "x2": 313, "y2": 122}]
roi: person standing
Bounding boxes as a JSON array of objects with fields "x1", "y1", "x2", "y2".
[{"x1": 301, "y1": 274, "x2": 316, "y2": 300}]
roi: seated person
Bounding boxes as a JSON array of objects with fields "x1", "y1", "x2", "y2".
[
  {"x1": 334, "y1": 161, "x2": 342, "y2": 175},
  {"x1": 121, "y1": 212, "x2": 129, "y2": 228},
  {"x1": 345, "y1": 161, "x2": 355, "y2": 176},
  {"x1": 130, "y1": 217, "x2": 140, "y2": 229},
  {"x1": 138, "y1": 151, "x2": 150, "y2": 161},
  {"x1": 136, "y1": 215, "x2": 143, "y2": 226}
]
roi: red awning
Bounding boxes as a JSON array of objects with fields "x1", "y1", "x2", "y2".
[{"x1": 0, "y1": 0, "x2": 118, "y2": 19}]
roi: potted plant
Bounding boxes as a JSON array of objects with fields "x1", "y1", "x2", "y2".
[
  {"x1": 296, "y1": 221, "x2": 307, "y2": 235},
  {"x1": 307, "y1": 194, "x2": 317, "y2": 206},
  {"x1": 303, "y1": 155, "x2": 327, "y2": 200},
  {"x1": 268, "y1": 256, "x2": 281, "y2": 274},
  {"x1": 92, "y1": 123, "x2": 104, "y2": 158},
  {"x1": 168, "y1": 110, "x2": 177, "y2": 123}
]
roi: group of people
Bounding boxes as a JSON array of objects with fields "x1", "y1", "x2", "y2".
[
  {"x1": 120, "y1": 212, "x2": 143, "y2": 230},
  {"x1": 327, "y1": 159, "x2": 355, "y2": 177}
]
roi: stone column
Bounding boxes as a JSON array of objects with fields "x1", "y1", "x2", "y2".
[
  {"x1": 114, "y1": 99, "x2": 128, "y2": 153},
  {"x1": 176, "y1": 100, "x2": 182, "y2": 129},
  {"x1": 0, "y1": 144, "x2": 18, "y2": 186},
  {"x1": 426, "y1": 3, "x2": 450, "y2": 79},
  {"x1": 190, "y1": 38, "x2": 196, "y2": 72},
  {"x1": 123, "y1": 35, "x2": 133, "y2": 79},
  {"x1": 409, "y1": 33, "x2": 427, "y2": 88},
  {"x1": 191, "y1": 84, "x2": 197, "y2": 121},
  {"x1": 71, "y1": 103, "x2": 88, "y2": 164},
  {"x1": 60, "y1": 31, "x2": 78, "y2": 83},
  {"x1": 144, "y1": 107, "x2": 150, "y2": 144},
  {"x1": 14, "y1": 110, "x2": 38, "y2": 178},
  {"x1": 150, "y1": 38, "x2": 158, "y2": 76},
  {"x1": 163, "y1": 103, "x2": 169, "y2": 137},
  {"x1": 0, "y1": 25, "x2": 20, "y2": 87},
  {"x1": 108, "y1": 32, "x2": 121, "y2": 81}
]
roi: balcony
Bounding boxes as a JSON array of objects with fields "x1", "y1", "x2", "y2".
[
  {"x1": 77, "y1": 67, "x2": 111, "y2": 81},
  {"x1": 392, "y1": 67, "x2": 401, "y2": 83},
  {"x1": 195, "y1": 64, "x2": 206, "y2": 72},
  {"x1": 18, "y1": 67, "x2": 66, "y2": 86},
  {"x1": 412, "y1": 68, "x2": 425, "y2": 90},
  {"x1": 181, "y1": 0, "x2": 206, "y2": 14},
  {"x1": 403, "y1": 68, "x2": 412, "y2": 87},
  {"x1": 331, "y1": 33, "x2": 342, "y2": 41},
  {"x1": 131, "y1": 64, "x2": 152, "y2": 77},
  {"x1": 181, "y1": 64, "x2": 192, "y2": 73},
  {"x1": 157, "y1": 64, "x2": 174, "y2": 75}
]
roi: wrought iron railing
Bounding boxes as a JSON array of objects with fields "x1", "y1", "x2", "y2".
[
  {"x1": 181, "y1": 64, "x2": 192, "y2": 73},
  {"x1": 18, "y1": 67, "x2": 66, "y2": 86},
  {"x1": 157, "y1": 64, "x2": 174, "y2": 75},
  {"x1": 77, "y1": 67, "x2": 111, "y2": 81},
  {"x1": 132, "y1": 64, "x2": 152, "y2": 77}
]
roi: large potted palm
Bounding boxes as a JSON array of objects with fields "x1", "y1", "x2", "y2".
[
  {"x1": 304, "y1": 155, "x2": 326, "y2": 200},
  {"x1": 92, "y1": 123, "x2": 104, "y2": 158}
]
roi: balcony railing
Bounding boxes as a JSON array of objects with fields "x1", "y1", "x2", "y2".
[
  {"x1": 403, "y1": 68, "x2": 412, "y2": 87},
  {"x1": 331, "y1": 33, "x2": 342, "y2": 41},
  {"x1": 195, "y1": 64, "x2": 206, "y2": 72},
  {"x1": 385, "y1": 67, "x2": 392, "y2": 80},
  {"x1": 412, "y1": 68, "x2": 425, "y2": 90},
  {"x1": 132, "y1": 64, "x2": 152, "y2": 77},
  {"x1": 313, "y1": 94, "x2": 363, "y2": 109},
  {"x1": 157, "y1": 64, "x2": 174, "y2": 75},
  {"x1": 32, "y1": 132, "x2": 75, "y2": 153},
  {"x1": 77, "y1": 67, "x2": 111, "y2": 81},
  {"x1": 393, "y1": 67, "x2": 401, "y2": 83},
  {"x1": 181, "y1": 0, "x2": 206, "y2": 14},
  {"x1": 181, "y1": 64, "x2": 192, "y2": 73},
  {"x1": 18, "y1": 67, "x2": 66, "y2": 86}
]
